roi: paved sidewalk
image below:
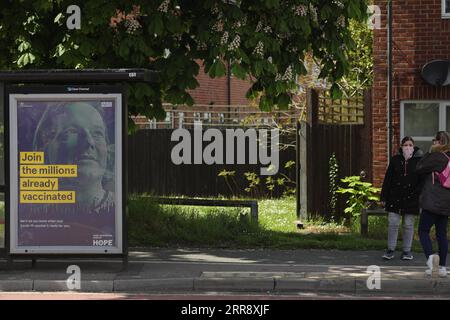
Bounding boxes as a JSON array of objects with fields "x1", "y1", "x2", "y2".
[{"x1": 0, "y1": 248, "x2": 449, "y2": 296}]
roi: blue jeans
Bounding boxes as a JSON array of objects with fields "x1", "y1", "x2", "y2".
[{"x1": 418, "y1": 209, "x2": 449, "y2": 266}]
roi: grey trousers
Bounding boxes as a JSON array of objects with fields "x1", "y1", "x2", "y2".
[{"x1": 388, "y1": 212, "x2": 415, "y2": 252}]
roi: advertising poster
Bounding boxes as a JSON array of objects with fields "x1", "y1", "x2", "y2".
[{"x1": 9, "y1": 92, "x2": 123, "y2": 254}]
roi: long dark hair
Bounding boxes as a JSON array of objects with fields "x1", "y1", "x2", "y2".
[{"x1": 401, "y1": 136, "x2": 414, "y2": 146}]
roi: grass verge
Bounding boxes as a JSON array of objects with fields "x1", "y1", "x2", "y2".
[{"x1": 128, "y1": 196, "x2": 433, "y2": 251}]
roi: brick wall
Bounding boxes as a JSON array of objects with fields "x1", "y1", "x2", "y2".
[
  {"x1": 188, "y1": 60, "x2": 252, "y2": 106},
  {"x1": 373, "y1": 0, "x2": 450, "y2": 186},
  {"x1": 134, "y1": 60, "x2": 253, "y2": 127}
]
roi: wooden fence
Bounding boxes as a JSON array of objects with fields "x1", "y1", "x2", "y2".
[
  {"x1": 299, "y1": 89, "x2": 372, "y2": 221},
  {"x1": 128, "y1": 128, "x2": 296, "y2": 198},
  {"x1": 128, "y1": 88, "x2": 372, "y2": 220}
]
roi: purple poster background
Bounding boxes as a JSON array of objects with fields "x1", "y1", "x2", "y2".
[{"x1": 16, "y1": 99, "x2": 116, "y2": 247}]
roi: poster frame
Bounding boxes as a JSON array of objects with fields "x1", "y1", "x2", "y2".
[{"x1": 5, "y1": 84, "x2": 127, "y2": 258}]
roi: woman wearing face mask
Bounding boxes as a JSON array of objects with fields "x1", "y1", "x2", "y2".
[
  {"x1": 380, "y1": 136, "x2": 423, "y2": 260},
  {"x1": 415, "y1": 131, "x2": 450, "y2": 277}
]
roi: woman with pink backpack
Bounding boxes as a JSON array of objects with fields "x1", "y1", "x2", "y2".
[{"x1": 416, "y1": 131, "x2": 450, "y2": 277}]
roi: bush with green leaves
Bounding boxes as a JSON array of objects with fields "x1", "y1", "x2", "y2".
[{"x1": 337, "y1": 175, "x2": 380, "y2": 220}]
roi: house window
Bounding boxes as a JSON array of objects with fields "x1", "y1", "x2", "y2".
[
  {"x1": 401, "y1": 102, "x2": 447, "y2": 152},
  {"x1": 164, "y1": 112, "x2": 172, "y2": 128},
  {"x1": 442, "y1": 0, "x2": 450, "y2": 18}
]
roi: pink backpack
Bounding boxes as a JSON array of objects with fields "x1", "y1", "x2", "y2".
[{"x1": 433, "y1": 153, "x2": 450, "y2": 188}]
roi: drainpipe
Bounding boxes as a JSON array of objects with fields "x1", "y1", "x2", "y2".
[
  {"x1": 387, "y1": 0, "x2": 393, "y2": 164},
  {"x1": 227, "y1": 60, "x2": 231, "y2": 121}
]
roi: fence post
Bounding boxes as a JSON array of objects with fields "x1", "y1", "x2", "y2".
[
  {"x1": 299, "y1": 89, "x2": 319, "y2": 220},
  {"x1": 250, "y1": 202, "x2": 258, "y2": 222},
  {"x1": 307, "y1": 89, "x2": 319, "y2": 126},
  {"x1": 296, "y1": 120, "x2": 301, "y2": 219},
  {"x1": 361, "y1": 208, "x2": 368, "y2": 237},
  {"x1": 363, "y1": 89, "x2": 373, "y2": 182},
  {"x1": 299, "y1": 120, "x2": 308, "y2": 220}
]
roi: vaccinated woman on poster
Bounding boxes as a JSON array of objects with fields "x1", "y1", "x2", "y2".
[
  {"x1": 380, "y1": 136, "x2": 423, "y2": 261},
  {"x1": 32, "y1": 101, "x2": 114, "y2": 213}
]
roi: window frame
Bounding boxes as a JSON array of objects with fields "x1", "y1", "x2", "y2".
[
  {"x1": 442, "y1": 0, "x2": 450, "y2": 19},
  {"x1": 400, "y1": 100, "x2": 448, "y2": 147}
]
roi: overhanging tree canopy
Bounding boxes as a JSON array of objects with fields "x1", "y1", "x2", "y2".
[{"x1": 0, "y1": 0, "x2": 369, "y2": 126}]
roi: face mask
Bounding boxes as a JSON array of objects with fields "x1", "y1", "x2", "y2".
[{"x1": 402, "y1": 146, "x2": 414, "y2": 159}]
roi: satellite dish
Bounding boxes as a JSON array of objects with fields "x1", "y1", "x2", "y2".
[{"x1": 421, "y1": 59, "x2": 450, "y2": 86}]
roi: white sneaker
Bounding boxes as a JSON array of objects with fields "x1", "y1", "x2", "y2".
[
  {"x1": 426, "y1": 254, "x2": 440, "y2": 276},
  {"x1": 439, "y1": 266, "x2": 447, "y2": 278}
]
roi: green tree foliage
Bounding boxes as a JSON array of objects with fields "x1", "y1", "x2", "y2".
[
  {"x1": 0, "y1": 0, "x2": 369, "y2": 125},
  {"x1": 337, "y1": 19, "x2": 373, "y2": 96}
]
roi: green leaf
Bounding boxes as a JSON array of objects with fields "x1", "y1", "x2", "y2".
[
  {"x1": 237, "y1": 49, "x2": 250, "y2": 64},
  {"x1": 259, "y1": 95, "x2": 272, "y2": 111},
  {"x1": 148, "y1": 15, "x2": 164, "y2": 36},
  {"x1": 209, "y1": 60, "x2": 226, "y2": 78},
  {"x1": 54, "y1": 13, "x2": 64, "y2": 23},
  {"x1": 231, "y1": 63, "x2": 246, "y2": 80},
  {"x1": 331, "y1": 84, "x2": 343, "y2": 99},
  {"x1": 166, "y1": 17, "x2": 183, "y2": 34},
  {"x1": 118, "y1": 42, "x2": 130, "y2": 58},
  {"x1": 284, "y1": 160, "x2": 295, "y2": 169},
  {"x1": 278, "y1": 20, "x2": 289, "y2": 33},
  {"x1": 264, "y1": 0, "x2": 280, "y2": 9},
  {"x1": 18, "y1": 41, "x2": 30, "y2": 53},
  {"x1": 79, "y1": 43, "x2": 91, "y2": 57},
  {"x1": 276, "y1": 93, "x2": 290, "y2": 109}
]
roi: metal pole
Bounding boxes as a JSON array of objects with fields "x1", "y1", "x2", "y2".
[
  {"x1": 227, "y1": 60, "x2": 231, "y2": 123},
  {"x1": 296, "y1": 120, "x2": 300, "y2": 219},
  {"x1": 387, "y1": 0, "x2": 393, "y2": 163}
]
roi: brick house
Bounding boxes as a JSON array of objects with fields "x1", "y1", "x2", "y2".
[
  {"x1": 134, "y1": 61, "x2": 253, "y2": 128},
  {"x1": 372, "y1": 0, "x2": 450, "y2": 186},
  {"x1": 188, "y1": 62, "x2": 251, "y2": 106}
]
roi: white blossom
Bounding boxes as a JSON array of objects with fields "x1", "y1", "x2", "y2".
[
  {"x1": 228, "y1": 34, "x2": 241, "y2": 51},
  {"x1": 263, "y1": 26, "x2": 272, "y2": 33},
  {"x1": 221, "y1": 31, "x2": 229, "y2": 45},
  {"x1": 197, "y1": 42, "x2": 207, "y2": 51},
  {"x1": 211, "y1": 4, "x2": 219, "y2": 14},
  {"x1": 253, "y1": 41, "x2": 264, "y2": 57},
  {"x1": 332, "y1": 0, "x2": 345, "y2": 9},
  {"x1": 213, "y1": 20, "x2": 224, "y2": 32},
  {"x1": 282, "y1": 65, "x2": 293, "y2": 81},
  {"x1": 158, "y1": 0, "x2": 170, "y2": 13},
  {"x1": 241, "y1": 15, "x2": 247, "y2": 27},
  {"x1": 125, "y1": 19, "x2": 141, "y2": 34},
  {"x1": 255, "y1": 21, "x2": 263, "y2": 32},
  {"x1": 292, "y1": 5, "x2": 308, "y2": 17},
  {"x1": 337, "y1": 15, "x2": 346, "y2": 28},
  {"x1": 309, "y1": 3, "x2": 318, "y2": 23}
]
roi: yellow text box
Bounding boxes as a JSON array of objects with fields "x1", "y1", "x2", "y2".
[
  {"x1": 20, "y1": 191, "x2": 76, "y2": 203},
  {"x1": 20, "y1": 178, "x2": 59, "y2": 191},
  {"x1": 20, "y1": 165, "x2": 77, "y2": 177},
  {"x1": 20, "y1": 152, "x2": 44, "y2": 164}
]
